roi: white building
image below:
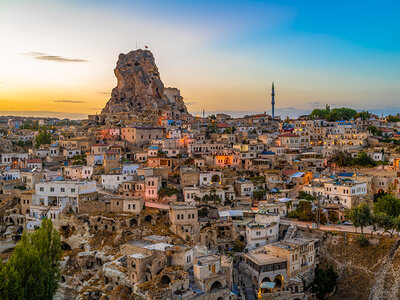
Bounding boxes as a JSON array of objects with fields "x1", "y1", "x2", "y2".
[
  {"x1": 101, "y1": 174, "x2": 134, "y2": 191},
  {"x1": 246, "y1": 211, "x2": 280, "y2": 250},
  {"x1": 32, "y1": 180, "x2": 97, "y2": 219}
]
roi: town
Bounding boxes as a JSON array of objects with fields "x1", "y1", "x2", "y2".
[{"x1": 1, "y1": 49, "x2": 400, "y2": 300}]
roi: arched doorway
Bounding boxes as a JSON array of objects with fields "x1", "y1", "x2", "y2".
[
  {"x1": 210, "y1": 281, "x2": 222, "y2": 291},
  {"x1": 274, "y1": 275, "x2": 283, "y2": 289},
  {"x1": 211, "y1": 175, "x2": 221, "y2": 183},
  {"x1": 144, "y1": 215, "x2": 152, "y2": 222},
  {"x1": 130, "y1": 218, "x2": 138, "y2": 227}
]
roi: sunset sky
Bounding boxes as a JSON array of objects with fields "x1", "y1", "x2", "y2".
[{"x1": 1, "y1": 0, "x2": 400, "y2": 119}]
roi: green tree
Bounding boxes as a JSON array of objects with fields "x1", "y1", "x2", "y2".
[
  {"x1": 329, "y1": 151, "x2": 353, "y2": 167},
  {"x1": 253, "y1": 189, "x2": 266, "y2": 200},
  {"x1": 233, "y1": 239, "x2": 246, "y2": 252},
  {"x1": 312, "y1": 266, "x2": 338, "y2": 300},
  {"x1": 356, "y1": 111, "x2": 370, "y2": 120},
  {"x1": 310, "y1": 105, "x2": 331, "y2": 120},
  {"x1": 0, "y1": 219, "x2": 62, "y2": 299},
  {"x1": 374, "y1": 212, "x2": 395, "y2": 237},
  {"x1": 35, "y1": 129, "x2": 52, "y2": 148},
  {"x1": 297, "y1": 201, "x2": 314, "y2": 221},
  {"x1": 354, "y1": 151, "x2": 376, "y2": 167},
  {"x1": 373, "y1": 194, "x2": 400, "y2": 217},
  {"x1": 310, "y1": 106, "x2": 358, "y2": 121},
  {"x1": 328, "y1": 211, "x2": 339, "y2": 223},
  {"x1": 348, "y1": 203, "x2": 373, "y2": 234},
  {"x1": 366, "y1": 125, "x2": 382, "y2": 136},
  {"x1": 297, "y1": 191, "x2": 316, "y2": 201},
  {"x1": 386, "y1": 114, "x2": 400, "y2": 123}
]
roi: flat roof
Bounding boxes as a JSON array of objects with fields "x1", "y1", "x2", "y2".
[{"x1": 245, "y1": 252, "x2": 286, "y2": 265}]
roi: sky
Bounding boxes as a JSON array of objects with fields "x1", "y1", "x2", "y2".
[{"x1": 1, "y1": 0, "x2": 400, "y2": 119}]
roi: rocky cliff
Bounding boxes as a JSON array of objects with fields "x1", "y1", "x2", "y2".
[
  {"x1": 101, "y1": 50, "x2": 189, "y2": 119},
  {"x1": 319, "y1": 232, "x2": 400, "y2": 300}
]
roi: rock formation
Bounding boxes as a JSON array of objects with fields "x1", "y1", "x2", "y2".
[{"x1": 101, "y1": 50, "x2": 190, "y2": 119}]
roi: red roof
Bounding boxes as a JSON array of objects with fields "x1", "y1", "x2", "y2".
[
  {"x1": 282, "y1": 169, "x2": 296, "y2": 176},
  {"x1": 217, "y1": 123, "x2": 229, "y2": 128},
  {"x1": 27, "y1": 158, "x2": 42, "y2": 163}
]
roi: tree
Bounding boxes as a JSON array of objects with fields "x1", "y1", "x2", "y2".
[
  {"x1": 366, "y1": 125, "x2": 382, "y2": 136},
  {"x1": 251, "y1": 176, "x2": 265, "y2": 185},
  {"x1": 329, "y1": 151, "x2": 376, "y2": 167},
  {"x1": 233, "y1": 239, "x2": 246, "y2": 252},
  {"x1": 253, "y1": 189, "x2": 266, "y2": 201},
  {"x1": 310, "y1": 106, "x2": 358, "y2": 121},
  {"x1": 328, "y1": 211, "x2": 339, "y2": 223},
  {"x1": 35, "y1": 129, "x2": 52, "y2": 148},
  {"x1": 373, "y1": 194, "x2": 400, "y2": 218},
  {"x1": 374, "y1": 212, "x2": 395, "y2": 237},
  {"x1": 312, "y1": 266, "x2": 338, "y2": 300},
  {"x1": 0, "y1": 219, "x2": 62, "y2": 299},
  {"x1": 297, "y1": 201, "x2": 314, "y2": 221},
  {"x1": 348, "y1": 203, "x2": 373, "y2": 234},
  {"x1": 297, "y1": 191, "x2": 316, "y2": 201},
  {"x1": 329, "y1": 151, "x2": 353, "y2": 167},
  {"x1": 356, "y1": 111, "x2": 370, "y2": 120},
  {"x1": 386, "y1": 114, "x2": 400, "y2": 123},
  {"x1": 354, "y1": 151, "x2": 376, "y2": 167},
  {"x1": 284, "y1": 116, "x2": 291, "y2": 123}
]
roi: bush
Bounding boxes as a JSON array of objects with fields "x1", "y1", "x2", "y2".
[
  {"x1": 297, "y1": 191, "x2": 316, "y2": 201},
  {"x1": 356, "y1": 235, "x2": 370, "y2": 248},
  {"x1": 312, "y1": 266, "x2": 339, "y2": 300},
  {"x1": 328, "y1": 211, "x2": 339, "y2": 223},
  {"x1": 287, "y1": 210, "x2": 299, "y2": 219},
  {"x1": 233, "y1": 239, "x2": 246, "y2": 252}
]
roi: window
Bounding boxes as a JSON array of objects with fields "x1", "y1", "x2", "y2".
[
  {"x1": 39, "y1": 187, "x2": 44, "y2": 192},
  {"x1": 50, "y1": 187, "x2": 55, "y2": 192},
  {"x1": 71, "y1": 188, "x2": 76, "y2": 193},
  {"x1": 128, "y1": 204, "x2": 131, "y2": 209}
]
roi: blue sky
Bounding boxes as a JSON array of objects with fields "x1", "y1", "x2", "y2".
[{"x1": 1, "y1": 0, "x2": 400, "y2": 118}]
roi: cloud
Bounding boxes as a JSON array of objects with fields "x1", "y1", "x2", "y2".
[
  {"x1": 0, "y1": 111, "x2": 87, "y2": 120},
  {"x1": 24, "y1": 52, "x2": 87, "y2": 63},
  {"x1": 98, "y1": 91, "x2": 110, "y2": 95},
  {"x1": 185, "y1": 101, "x2": 197, "y2": 106},
  {"x1": 53, "y1": 100, "x2": 85, "y2": 103}
]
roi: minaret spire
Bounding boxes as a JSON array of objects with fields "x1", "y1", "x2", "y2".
[{"x1": 271, "y1": 82, "x2": 275, "y2": 119}]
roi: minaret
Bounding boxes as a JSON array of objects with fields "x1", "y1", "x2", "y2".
[{"x1": 271, "y1": 82, "x2": 275, "y2": 119}]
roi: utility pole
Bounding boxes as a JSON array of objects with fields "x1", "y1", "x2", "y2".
[{"x1": 317, "y1": 194, "x2": 320, "y2": 229}]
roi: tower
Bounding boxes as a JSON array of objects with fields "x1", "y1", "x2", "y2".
[{"x1": 271, "y1": 82, "x2": 275, "y2": 119}]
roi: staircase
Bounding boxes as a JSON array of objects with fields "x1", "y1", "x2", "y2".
[{"x1": 283, "y1": 225, "x2": 297, "y2": 240}]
